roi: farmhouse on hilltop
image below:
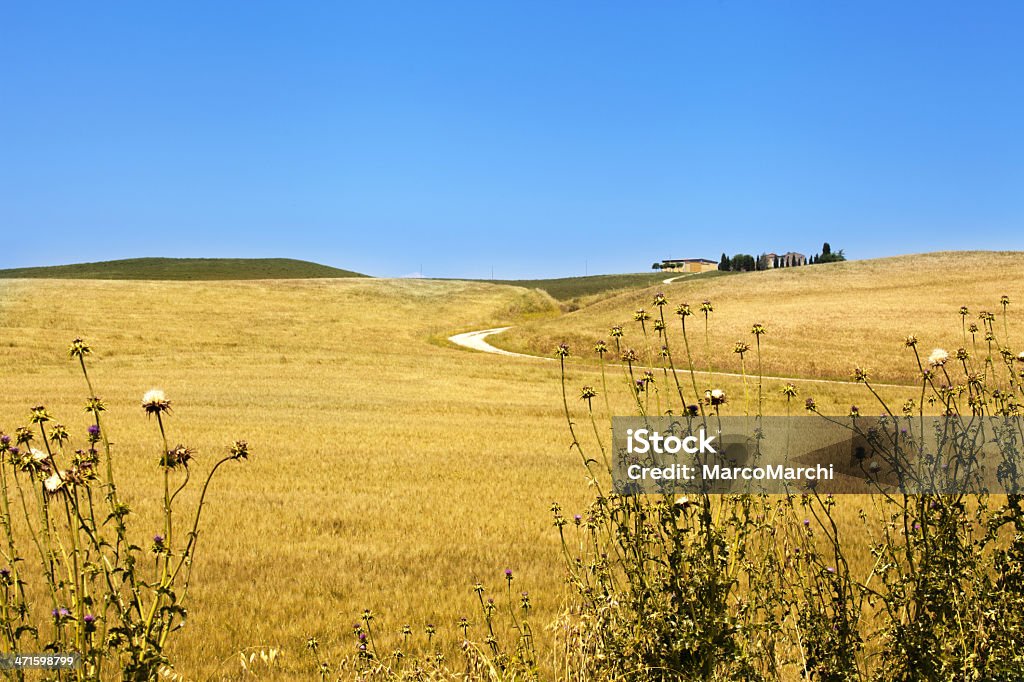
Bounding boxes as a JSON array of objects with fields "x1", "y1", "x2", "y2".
[
  {"x1": 657, "y1": 258, "x2": 718, "y2": 273},
  {"x1": 758, "y1": 251, "x2": 807, "y2": 269}
]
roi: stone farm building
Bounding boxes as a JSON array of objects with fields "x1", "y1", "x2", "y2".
[
  {"x1": 758, "y1": 251, "x2": 807, "y2": 269},
  {"x1": 659, "y1": 258, "x2": 719, "y2": 273}
]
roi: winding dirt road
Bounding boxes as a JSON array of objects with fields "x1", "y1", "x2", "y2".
[
  {"x1": 447, "y1": 327, "x2": 548, "y2": 360},
  {"x1": 448, "y1": 326, "x2": 912, "y2": 389}
]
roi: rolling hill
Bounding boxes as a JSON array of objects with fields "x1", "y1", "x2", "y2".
[
  {"x1": 0, "y1": 257, "x2": 367, "y2": 280},
  {"x1": 492, "y1": 251, "x2": 1024, "y2": 385},
  {"x1": 462, "y1": 270, "x2": 729, "y2": 304}
]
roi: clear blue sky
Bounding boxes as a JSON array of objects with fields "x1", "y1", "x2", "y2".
[{"x1": 2, "y1": 2, "x2": 1022, "y2": 279}]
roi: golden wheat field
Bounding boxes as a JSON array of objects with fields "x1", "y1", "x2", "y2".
[
  {"x1": 0, "y1": 252, "x2": 1021, "y2": 678},
  {"x1": 498, "y1": 251, "x2": 1024, "y2": 386}
]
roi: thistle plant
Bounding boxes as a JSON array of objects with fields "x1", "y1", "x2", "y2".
[
  {"x1": 0, "y1": 339, "x2": 250, "y2": 680},
  {"x1": 551, "y1": 292, "x2": 1024, "y2": 681}
]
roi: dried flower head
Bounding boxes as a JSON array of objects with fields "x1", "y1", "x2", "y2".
[
  {"x1": 853, "y1": 367, "x2": 869, "y2": 383},
  {"x1": 161, "y1": 444, "x2": 195, "y2": 469},
  {"x1": 904, "y1": 335, "x2": 918, "y2": 348},
  {"x1": 229, "y1": 440, "x2": 249, "y2": 460},
  {"x1": 29, "y1": 406, "x2": 51, "y2": 425},
  {"x1": 959, "y1": 306, "x2": 969, "y2": 318},
  {"x1": 633, "y1": 309, "x2": 651, "y2": 323},
  {"x1": 594, "y1": 340, "x2": 608, "y2": 355},
  {"x1": 700, "y1": 300, "x2": 713, "y2": 314},
  {"x1": 705, "y1": 388, "x2": 727, "y2": 406},
  {"x1": 43, "y1": 471, "x2": 67, "y2": 494},
  {"x1": 653, "y1": 292, "x2": 667, "y2": 307},
  {"x1": 927, "y1": 348, "x2": 949, "y2": 367},
  {"x1": 734, "y1": 341, "x2": 750, "y2": 355},
  {"x1": 85, "y1": 396, "x2": 106, "y2": 414},
  {"x1": 554, "y1": 343, "x2": 570, "y2": 358},
  {"x1": 675, "y1": 303, "x2": 692, "y2": 317},
  {"x1": 25, "y1": 447, "x2": 51, "y2": 473},
  {"x1": 751, "y1": 323, "x2": 766, "y2": 336},
  {"x1": 621, "y1": 348, "x2": 639, "y2": 363},
  {"x1": 142, "y1": 389, "x2": 171, "y2": 416},
  {"x1": 579, "y1": 386, "x2": 598, "y2": 402},
  {"x1": 1000, "y1": 295, "x2": 1010, "y2": 307},
  {"x1": 609, "y1": 325, "x2": 624, "y2": 338},
  {"x1": 68, "y1": 337, "x2": 92, "y2": 359},
  {"x1": 804, "y1": 397, "x2": 817, "y2": 412},
  {"x1": 15, "y1": 427, "x2": 33, "y2": 446},
  {"x1": 780, "y1": 383, "x2": 797, "y2": 398}
]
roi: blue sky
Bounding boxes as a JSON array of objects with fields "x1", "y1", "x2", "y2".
[{"x1": 2, "y1": 2, "x2": 1022, "y2": 278}]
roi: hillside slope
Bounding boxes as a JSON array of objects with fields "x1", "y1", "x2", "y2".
[
  {"x1": 494, "y1": 251, "x2": 1024, "y2": 384},
  {"x1": 0, "y1": 257, "x2": 367, "y2": 280}
]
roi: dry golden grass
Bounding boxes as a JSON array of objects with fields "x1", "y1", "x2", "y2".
[
  {"x1": 496, "y1": 251, "x2": 1024, "y2": 385},
  {"x1": 0, "y1": 278, "x2": 586, "y2": 678},
  {"x1": 0, "y1": 253, "x2": 1019, "y2": 678}
]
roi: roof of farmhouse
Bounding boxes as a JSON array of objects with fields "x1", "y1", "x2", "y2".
[{"x1": 661, "y1": 258, "x2": 717, "y2": 264}]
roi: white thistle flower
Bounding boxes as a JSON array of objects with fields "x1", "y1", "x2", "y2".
[
  {"x1": 43, "y1": 471, "x2": 66, "y2": 493},
  {"x1": 143, "y1": 389, "x2": 165, "y2": 404},
  {"x1": 927, "y1": 348, "x2": 949, "y2": 367}
]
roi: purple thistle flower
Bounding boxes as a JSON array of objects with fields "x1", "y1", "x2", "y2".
[
  {"x1": 505, "y1": 568, "x2": 513, "y2": 580},
  {"x1": 84, "y1": 614, "x2": 96, "y2": 624},
  {"x1": 803, "y1": 519, "x2": 810, "y2": 527},
  {"x1": 87, "y1": 424, "x2": 100, "y2": 436}
]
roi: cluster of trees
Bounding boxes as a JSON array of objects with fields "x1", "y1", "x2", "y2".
[
  {"x1": 718, "y1": 242, "x2": 846, "y2": 271},
  {"x1": 718, "y1": 253, "x2": 757, "y2": 271},
  {"x1": 810, "y1": 242, "x2": 846, "y2": 264}
]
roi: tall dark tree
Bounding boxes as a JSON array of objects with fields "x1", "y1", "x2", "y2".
[
  {"x1": 719, "y1": 253, "x2": 730, "y2": 271},
  {"x1": 822, "y1": 242, "x2": 832, "y2": 256},
  {"x1": 652, "y1": 262, "x2": 662, "y2": 271},
  {"x1": 731, "y1": 254, "x2": 756, "y2": 272}
]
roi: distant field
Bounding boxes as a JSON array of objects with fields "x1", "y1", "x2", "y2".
[
  {"x1": 462, "y1": 270, "x2": 728, "y2": 303},
  {"x1": 493, "y1": 251, "x2": 1024, "y2": 385},
  {"x1": 0, "y1": 257, "x2": 367, "y2": 280}
]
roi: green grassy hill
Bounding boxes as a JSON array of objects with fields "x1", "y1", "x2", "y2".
[{"x1": 0, "y1": 257, "x2": 367, "y2": 280}]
